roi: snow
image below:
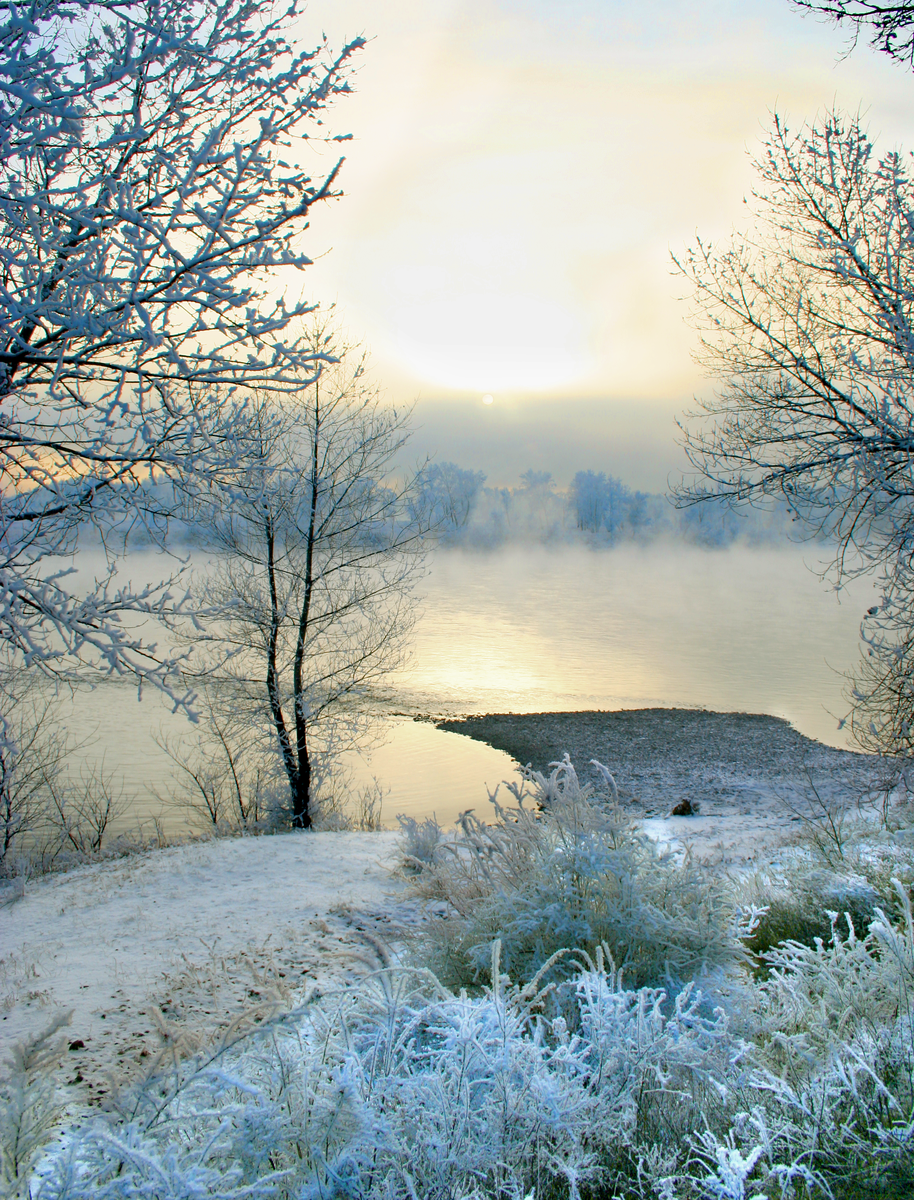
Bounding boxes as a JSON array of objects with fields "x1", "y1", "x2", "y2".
[
  {"x1": 0, "y1": 708, "x2": 887, "y2": 1117},
  {"x1": 0, "y1": 832, "x2": 413, "y2": 1109}
]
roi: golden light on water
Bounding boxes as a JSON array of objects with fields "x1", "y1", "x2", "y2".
[{"x1": 393, "y1": 545, "x2": 877, "y2": 748}]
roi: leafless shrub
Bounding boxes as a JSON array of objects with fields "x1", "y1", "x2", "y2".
[
  {"x1": 44, "y1": 765, "x2": 127, "y2": 857},
  {"x1": 0, "y1": 674, "x2": 72, "y2": 870},
  {"x1": 313, "y1": 776, "x2": 388, "y2": 832},
  {"x1": 395, "y1": 813, "x2": 444, "y2": 872}
]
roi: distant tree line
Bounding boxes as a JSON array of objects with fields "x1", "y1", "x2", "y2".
[{"x1": 408, "y1": 463, "x2": 795, "y2": 549}]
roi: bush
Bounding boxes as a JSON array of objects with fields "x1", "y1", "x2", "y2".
[
  {"x1": 401, "y1": 756, "x2": 747, "y2": 991},
  {"x1": 742, "y1": 855, "x2": 884, "y2": 962},
  {"x1": 33, "y1": 919, "x2": 914, "y2": 1199},
  {"x1": 741, "y1": 794, "x2": 914, "y2": 961},
  {"x1": 395, "y1": 812, "x2": 444, "y2": 871},
  {"x1": 37, "y1": 951, "x2": 742, "y2": 1200},
  {"x1": 692, "y1": 885, "x2": 914, "y2": 1199},
  {"x1": 29, "y1": 756, "x2": 914, "y2": 1199}
]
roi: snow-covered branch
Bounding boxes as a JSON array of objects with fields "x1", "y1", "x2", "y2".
[{"x1": 0, "y1": 0, "x2": 363, "y2": 704}]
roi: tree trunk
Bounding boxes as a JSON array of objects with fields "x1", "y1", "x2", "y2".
[
  {"x1": 292, "y1": 734, "x2": 312, "y2": 829},
  {"x1": 265, "y1": 511, "x2": 299, "y2": 808},
  {"x1": 291, "y1": 382, "x2": 321, "y2": 831}
]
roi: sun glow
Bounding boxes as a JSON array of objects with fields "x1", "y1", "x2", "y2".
[{"x1": 381, "y1": 283, "x2": 592, "y2": 393}]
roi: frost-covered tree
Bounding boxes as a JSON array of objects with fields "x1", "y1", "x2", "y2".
[
  {"x1": 570, "y1": 470, "x2": 606, "y2": 533},
  {"x1": 516, "y1": 468, "x2": 565, "y2": 540},
  {"x1": 0, "y1": 0, "x2": 363, "y2": 706},
  {"x1": 675, "y1": 110, "x2": 914, "y2": 748},
  {"x1": 519, "y1": 468, "x2": 552, "y2": 491},
  {"x1": 676, "y1": 112, "x2": 914, "y2": 575},
  {"x1": 570, "y1": 471, "x2": 633, "y2": 539},
  {"x1": 410, "y1": 461, "x2": 486, "y2": 535},
  {"x1": 676, "y1": 495, "x2": 746, "y2": 547},
  {"x1": 186, "y1": 328, "x2": 425, "y2": 830}
]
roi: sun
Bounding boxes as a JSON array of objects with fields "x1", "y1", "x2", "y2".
[
  {"x1": 373, "y1": 269, "x2": 592, "y2": 393},
  {"x1": 482, "y1": 394, "x2": 494, "y2": 405}
]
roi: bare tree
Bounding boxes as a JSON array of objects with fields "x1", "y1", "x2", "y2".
[
  {"x1": 153, "y1": 682, "x2": 281, "y2": 833},
  {"x1": 44, "y1": 766, "x2": 126, "y2": 857},
  {"x1": 675, "y1": 112, "x2": 914, "y2": 578},
  {"x1": 675, "y1": 110, "x2": 914, "y2": 751},
  {"x1": 409, "y1": 463, "x2": 486, "y2": 535},
  {"x1": 0, "y1": 0, "x2": 363, "y2": 708},
  {"x1": 847, "y1": 598, "x2": 914, "y2": 759},
  {"x1": 793, "y1": 1, "x2": 914, "y2": 67},
  {"x1": 185, "y1": 327, "x2": 426, "y2": 830},
  {"x1": 0, "y1": 667, "x2": 129, "y2": 871},
  {"x1": 0, "y1": 672, "x2": 66, "y2": 866}
]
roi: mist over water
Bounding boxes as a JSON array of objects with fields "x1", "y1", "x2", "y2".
[
  {"x1": 58, "y1": 543, "x2": 878, "y2": 831},
  {"x1": 394, "y1": 543, "x2": 875, "y2": 746}
]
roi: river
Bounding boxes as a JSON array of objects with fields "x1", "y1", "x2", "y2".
[{"x1": 52, "y1": 541, "x2": 879, "y2": 832}]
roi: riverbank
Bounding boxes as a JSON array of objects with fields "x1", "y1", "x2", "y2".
[
  {"x1": 5, "y1": 714, "x2": 909, "y2": 1199},
  {"x1": 435, "y1": 707, "x2": 884, "y2": 863},
  {"x1": 0, "y1": 707, "x2": 888, "y2": 1115},
  {"x1": 0, "y1": 832, "x2": 411, "y2": 1112}
]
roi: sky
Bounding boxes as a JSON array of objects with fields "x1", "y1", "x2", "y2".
[{"x1": 290, "y1": 0, "x2": 914, "y2": 489}]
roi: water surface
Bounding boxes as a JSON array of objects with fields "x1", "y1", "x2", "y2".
[
  {"x1": 55, "y1": 542, "x2": 878, "y2": 831},
  {"x1": 391, "y1": 543, "x2": 876, "y2": 746}
]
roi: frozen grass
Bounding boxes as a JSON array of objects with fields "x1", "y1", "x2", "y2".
[
  {"x1": 742, "y1": 792, "x2": 914, "y2": 962},
  {"x1": 15, "y1": 755, "x2": 914, "y2": 1198},
  {"x1": 400, "y1": 757, "x2": 747, "y2": 990},
  {"x1": 0, "y1": 1014, "x2": 70, "y2": 1199},
  {"x1": 23, "y1": 922, "x2": 914, "y2": 1198},
  {"x1": 20, "y1": 949, "x2": 743, "y2": 1199}
]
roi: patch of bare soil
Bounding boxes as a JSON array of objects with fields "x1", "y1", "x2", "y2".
[{"x1": 435, "y1": 709, "x2": 885, "y2": 865}]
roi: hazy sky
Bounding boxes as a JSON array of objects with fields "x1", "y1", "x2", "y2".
[{"x1": 291, "y1": 0, "x2": 914, "y2": 488}]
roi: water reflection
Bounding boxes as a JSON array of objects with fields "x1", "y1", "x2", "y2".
[
  {"x1": 387, "y1": 543, "x2": 876, "y2": 746},
  {"x1": 342, "y1": 721, "x2": 518, "y2": 829},
  {"x1": 53, "y1": 542, "x2": 877, "y2": 832}
]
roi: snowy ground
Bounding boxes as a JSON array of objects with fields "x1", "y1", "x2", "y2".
[
  {"x1": 1, "y1": 709, "x2": 887, "y2": 1120},
  {"x1": 0, "y1": 832, "x2": 414, "y2": 1113}
]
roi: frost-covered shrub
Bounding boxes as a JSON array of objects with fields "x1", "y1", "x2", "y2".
[
  {"x1": 406, "y1": 757, "x2": 744, "y2": 990},
  {"x1": 39, "y1": 1123, "x2": 284, "y2": 1200},
  {"x1": 395, "y1": 813, "x2": 444, "y2": 872},
  {"x1": 37, "y1": 766, "x2": 914, "y2": 1198},
  {"x1": 41, "y1": 953, "x2": 743, "y2": 1200},
  {"x1": 741, "y1": 815, "x2": 914, "y2": 960},
  {"x1": 751, "y1": 883, "x2": 914, "y2": 1072},
  {"x1": 35, "y1": 884, "x2": 914, "y2": 1199},
  {"x1": 742, "y1": 856, "x2": 882, "y2": 961},
  {"x1": 687, "y1": 886, "x2": 914, "y2": 1199}
]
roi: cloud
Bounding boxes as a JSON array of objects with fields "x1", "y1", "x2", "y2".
[{"x1": 297, "y1": 0, "x2": 914, "y2": 408}]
